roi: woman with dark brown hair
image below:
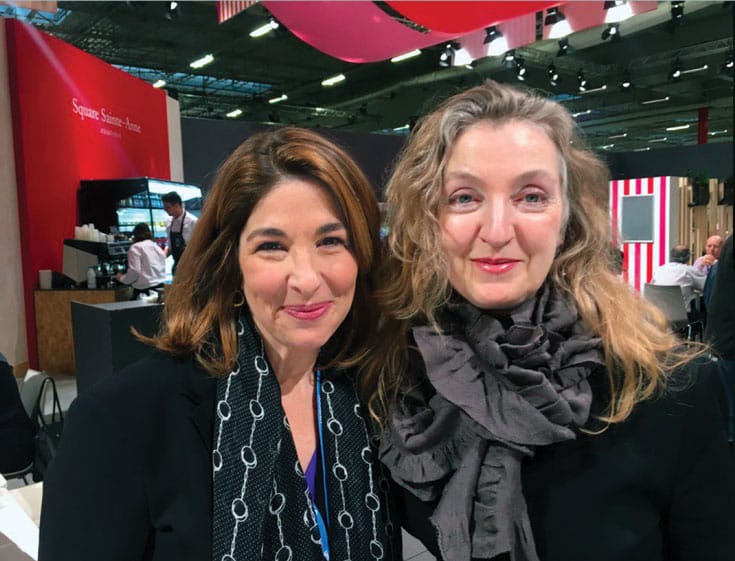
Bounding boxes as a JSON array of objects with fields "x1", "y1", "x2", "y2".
[
  {"x1": 365, "y1": 80, "x2": 735, "y2": 561},
  {"x1": 40, "y1": 128, "x2": 400, "y2": 561}
]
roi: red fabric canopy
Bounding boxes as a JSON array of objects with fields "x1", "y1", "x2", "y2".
[
  {"x1": 263, "y1": 1, "x2": 456, "y2": 63},
  {"x1": 386, "y1": 1, "x2": 559, "y2": 34}
]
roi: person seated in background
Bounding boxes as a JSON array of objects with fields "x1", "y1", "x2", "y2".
[
  {"x1": 693, "y1": 234, "x2": 723, "y2": 275},
  {"x1": 115, "y1": 222, "x2": 166, "y2": 300},
  {"x1": 0, "y1": 352, "x2": 36, "y2": 477},
  {"x1": 651, "y1": 244, "x2": 706, "y2": 310}
]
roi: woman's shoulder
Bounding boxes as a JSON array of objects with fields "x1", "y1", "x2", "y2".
[{"x1": 78, "y1": 352, "x2": 215, "y2": 411}]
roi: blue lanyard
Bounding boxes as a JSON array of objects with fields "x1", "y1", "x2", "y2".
[{"x1": 314, "y1": 370, "x2": 330, "y2": 560}]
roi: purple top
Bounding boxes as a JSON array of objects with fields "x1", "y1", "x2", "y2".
[{"x1": 305, "y1": 450, "x2": 318, "y2": 500}]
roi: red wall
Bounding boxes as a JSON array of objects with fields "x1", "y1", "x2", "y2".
[{"x1": 5, "y1": 19, "x2": 171, "y2": 368}]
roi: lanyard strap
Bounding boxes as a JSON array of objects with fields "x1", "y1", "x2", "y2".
[{"x1": 315, "y1": 370, "x2": 331, "y2": 560}]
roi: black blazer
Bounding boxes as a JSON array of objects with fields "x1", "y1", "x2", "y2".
[
  {"x1": 39, "y1": 354, "x2": 217, "y2": 561},
  {"x1": 400, "y1": 361, "x2": 735, "y2": 561}
]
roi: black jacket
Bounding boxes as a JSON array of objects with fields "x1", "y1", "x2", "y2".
[
  {"x1": 706, "y1": 235, "x2": 734, "y2": 359},
  {"x1": 39, "y1": 354, "x2": 218, "y2": 561},
  {"x1": 400, "y1": 361, "x2": 735, "y2": 561}
]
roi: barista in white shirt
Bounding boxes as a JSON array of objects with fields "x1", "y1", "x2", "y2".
[{"x1": 115, "y1": 223, "x2": 167, "y2": 299}]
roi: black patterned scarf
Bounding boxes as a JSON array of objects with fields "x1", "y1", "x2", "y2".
[
  {"x1": 380, "y1": 284, "x2": 604, "y2": 561},
  {"x1": 213, "y1": 315, "x2": 400, "y2": 561}
]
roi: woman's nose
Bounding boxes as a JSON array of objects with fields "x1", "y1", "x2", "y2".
[
  {"x1": 287, "y1": 251, "x2": 321, "y2": 294},
  {"x1": 478, "y1": 201, "x2": 514, "y2": 248}
]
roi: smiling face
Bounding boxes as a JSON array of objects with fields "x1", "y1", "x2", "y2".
[
  {"x1": 438, "y1": 119, "x2": 566, "y2": 312},
  {"x1": 238, "y1": 179, "x2": 358, "y2": 363}
]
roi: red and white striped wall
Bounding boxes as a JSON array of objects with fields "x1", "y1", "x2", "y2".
[{"x1": 609, "y1": 177, "x2": 679, "y2": 293}]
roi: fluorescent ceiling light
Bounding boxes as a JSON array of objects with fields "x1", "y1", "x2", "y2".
[
  {"x1": 250, "y1": 18, "x2": 279, "y2": 38},
  {"x1": 609, "y1": 133, "x2": 627, "y2": 139},
  {"x1": 152, "y1": 79, "x2": 166, "y2": 89},
  {"x1": 572, "y1": 109, "x2": 592, "y2": 118},
  {"x1": 226, "y1": 109, "x2": 242, "y2": 118},
  {"x1": 580, "y1": 84, "x2": 608, "y2": 94},
  {"x1": 321, "y1": 74, "x2": 345, "y2": 87},
  {"x1": 681, "y1": 64, "x2": 709, "y2": 75},
  {"x1": 391, "y1": 49, "x2": 421, "y2": 63},
  {"x1": 648, "y1": 137, "x2": 668, "y2": 143},
  {"x1": 633, "y1": 147, "x2": 651, "y2": 152},
  {"x1": 190, "y1": 54, "x2": 214, "y2": 69},
  {"x1": 598, "y1": 144, "x2": 615, "y2": 150},
  {"x1": 666, "y1": 124, "x2": 690, "y2": 132},
  {"x1": 709, "y1": 129, "x2": 729, "y2": 136},
  {"x1": 392, "y1": 124, "x2": 409, "y2": 132},
  {"x1": 641, "y1": 96, "x2": 669, "y2": 105},
  {"x1": 268, "y1": 94, "x2": 288, "y2": 104}
]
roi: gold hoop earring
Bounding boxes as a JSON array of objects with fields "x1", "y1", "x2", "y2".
[{"x1": 233, "y1": 289, "x2": 245, "y2": 308}]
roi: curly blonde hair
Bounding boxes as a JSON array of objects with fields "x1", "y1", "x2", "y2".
[{"x1": 362, "y1": 80, "x2": 697, "y2": 426}]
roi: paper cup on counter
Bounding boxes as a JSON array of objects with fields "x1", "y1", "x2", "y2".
[{"x1": 39, "y1": 269, "x2": 52, "y2": 290}]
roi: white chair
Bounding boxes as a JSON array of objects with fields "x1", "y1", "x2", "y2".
[{"x1": 643, "y1": 283, "x2": 703, "y2": 341}]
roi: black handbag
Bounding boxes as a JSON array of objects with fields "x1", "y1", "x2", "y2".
[{"x1": 32, "y1": 376, "x2": 64, "y2": 482}]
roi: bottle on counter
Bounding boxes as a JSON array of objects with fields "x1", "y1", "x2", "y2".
[{"x1": 86, "y1": 266, "x2": 97, "y2": 289}]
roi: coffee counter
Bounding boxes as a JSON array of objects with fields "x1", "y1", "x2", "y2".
[{"x1": 34, "y1": 287, "x2": 132, "y2": 375}]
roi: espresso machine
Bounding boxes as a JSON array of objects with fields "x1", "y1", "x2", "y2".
[{"x1": 62, "y1": 239, "x2": 132, "y2": 286}]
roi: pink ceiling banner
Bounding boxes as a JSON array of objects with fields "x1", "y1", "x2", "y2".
[
  {"x1": 217, "y1": 0, "x2": 259, "y2": 24},
  {"x1": 386, "y1": 1, "x2": 559, "y2": 35},
  {"x1": 262, "y1": 1, "x2": 456, "y2": 63}
]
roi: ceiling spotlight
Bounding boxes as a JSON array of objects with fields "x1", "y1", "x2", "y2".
[
  {"x1": 557, "y1": 37, "x2": 570, "y2": 57},
  {"x1": 601, "y1": 23, "x2": 620, "y2": 41},
  {"x1": 548, "y1": 63, "x2": 560, "y2": 86},
  {"x1": 226, "y1": 108, "x2": 242, "y2": 119},
  {"x1": 577, "y1": 69, "x2": 588, "y2": 92},
  {"x1": 604, "y1": 0, "x2": 632, "y2": 23},
  {"x1": 483, "y1": 25, "x2": 502, "y2": 45},
  {"x1": 670, "y1": 1, "x2": 684, "y2": 23},
  {"x1": 669, "y1": 58, "x2": 682, "y2": 81},
  {"x1": 249, "y1": 17, "x2": 279, "y2": 38},
  {"x1": 545, "y1": 8, "x2": 572, "y2": 39},
  {"x1": 503, "y1": 50, "x2": 516, "y2": 65},
  {"x1": 620, "y1": 72, "x2": 632, "y2": 91},
  {"x1": 268, "y1": 94, "x2": 288, "y2": 104},
  {"x1": 515, "y1": 56, "x2": 527, "y2": 81},
  {"x1": 439, "y1": 42, "x2": 459, "y2": 68},
  {"x1": 152, "y1": 79, "x2": 166, "y2": 89},
  {"x1": 723, "y1": 52, "x2": 734, "y2": 71},
  {"x1": 483, "y1": 26, "x2": 508, "y2": 56},
  {"x1": 164, "y1": 1, "x2": 181, "y2": 20}
]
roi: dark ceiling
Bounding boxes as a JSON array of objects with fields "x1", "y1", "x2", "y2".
[{"x1": 8, "y1": 0, "x2": 735, "y2": 153}]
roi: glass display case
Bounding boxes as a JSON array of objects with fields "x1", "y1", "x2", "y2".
[{"x1": 78, "y1": 177, "x2": 203, "y2": 246}]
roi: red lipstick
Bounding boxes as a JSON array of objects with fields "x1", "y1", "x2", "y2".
[
  {"x1": 471, "y1": 258, "x2": 520, "y2": 275},
  {"x1": 284, "y1": 302, "x2": 331, "y2": 320}
]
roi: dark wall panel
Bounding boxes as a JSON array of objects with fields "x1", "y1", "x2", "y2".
[
  {"x1": 181, "y1": 118, "x2": 405, "y2": 198},
  {"x1": 607, "y1": 142, "x2": 733, "y2": 180}
]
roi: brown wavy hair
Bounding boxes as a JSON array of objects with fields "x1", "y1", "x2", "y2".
[
  {"x1": 362, "y1": 80, "x2": 698, "y2": 426},
  {"x1": 147, "y1": 127, "x2": 382, "y2": 376}
]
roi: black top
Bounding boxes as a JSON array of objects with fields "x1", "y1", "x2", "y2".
[
  {"x1": 706, "y1": 235, "x2": 734, "y2": 359},
  {"x1": 0, "y1": 359, "x2": 36, "y2": 474},
  {"x1": 399, "y1": 361, "x2": 735, "y2": 561}
]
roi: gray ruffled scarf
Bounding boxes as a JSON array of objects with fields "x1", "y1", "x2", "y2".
[{"x1": 379, "y1": 285, "x2": 604, "y2": 560}]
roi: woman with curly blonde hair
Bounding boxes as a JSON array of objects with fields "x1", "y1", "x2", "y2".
[{"x1": 366, "y1": 80, "x2": 735, "y2": 561}]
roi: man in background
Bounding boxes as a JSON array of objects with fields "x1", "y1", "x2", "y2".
[
  {"x1": 162, "y1": 191, "x2": 198, "y2": 275},
  {"x1": 651, "y1": 244, "x2": 706, "y2": 309},
  {"x1": 693, "y1": 234, "x2": 724, "y2": 275}
]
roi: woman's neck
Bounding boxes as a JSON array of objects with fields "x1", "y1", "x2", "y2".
[{"x1": 263, "y1": 342, "x2": 318, "y2": 393}]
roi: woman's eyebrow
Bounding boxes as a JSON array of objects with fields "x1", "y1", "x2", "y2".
[{"x1": 245, "y1": 227, "x2": 285, "y2": 241}]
